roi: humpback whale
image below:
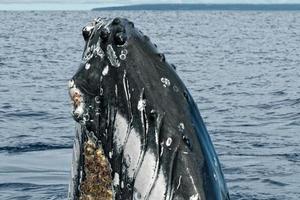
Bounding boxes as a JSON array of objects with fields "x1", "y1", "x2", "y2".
[{"x1": 68, "y1": 17, "x2": 230, "y2": 200}]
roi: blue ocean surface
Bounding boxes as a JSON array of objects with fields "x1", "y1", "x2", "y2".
[{"x1": 0, "y1": 10, "x2": 299, "y2": 199}]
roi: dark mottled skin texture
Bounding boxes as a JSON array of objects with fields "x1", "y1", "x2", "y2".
[{"x1": 68, "y1": 17, "x2": 230, "y2": 200}]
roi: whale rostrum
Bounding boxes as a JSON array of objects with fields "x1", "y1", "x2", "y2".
[{"x1": 68, "y1": 17, "x2": 230, "y2": 200}]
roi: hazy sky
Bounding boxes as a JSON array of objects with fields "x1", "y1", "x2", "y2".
[
  {"x1": 0, "y1": 0, "x2": 299, "y2": 3},
  {"x1": 0, "y1": 0, "x2": 298, "y2": 10}
]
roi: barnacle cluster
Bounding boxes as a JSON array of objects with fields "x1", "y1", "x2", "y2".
[
  {"x1": 68, "y1": 79, "x2": 85, "y2": 119},
  {"x1": 80, "y1": 139, "x2": 113, "y2": 200}
]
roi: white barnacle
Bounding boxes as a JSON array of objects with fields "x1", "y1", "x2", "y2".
[
  {"x1": 121, "y1": 49, "x2": 128, "y2": 55},
  {"x1": 74, "y1": 103, "x2": 84, "y2": 118},
  {"x1": 178, "y1": 122, "x2": 185, "y2": 132},
  {"x1": 69, "y1": 86, "x2": 86, "y2": 121},
  {"x1": 68, "y1": 79, "x2": 74, "y2": 88},
  {"x1": 102, "y1": 65, "x2": 109, "y2": 76},
  {"x1": 83, "y1": 46, "x2": 93, "y2": 61},
  {"x1": 133, "y1": 191, "x2": 142, "y2": 200},
  {"x1": 94, "y1": 40, "x2": 104, "y2": 59},
  {"x1": 213, "y1": 173, "x2": 217, "y2": 180},
  {"x1": 69, "y1": 87, "x2": 80, "y2": 98},
  {"x1": 83, "y1": 113, "x2": 90, "y2": 122},
  {"x1": 95, "y1": 96, "x2": 101, "y2": 103},
  {"x1": 166, "y1": 137, "x2": 172, "y2": 147},
  {"x1": 107, "y1": 44, "x2": 120, "y2": 67},
  {"x1": 95, "y1": 17, "x2": 107, "y2": 29},
  {"x1": 85, "y1": 62, "x2": 91, "y2": 70},
  {"x1": 161, "y1": 77, "x2": 170, "y2": 87},
  {"x1": 137, "y1": 99, "x2": 146, "y2": 111},
  {"x1": 119, "y1": 54, "x2": 126, "y2": 60}
]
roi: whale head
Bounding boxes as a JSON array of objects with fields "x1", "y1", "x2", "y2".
[{"x1": 68, "y1": 17, "x2": 230, "y2": 200}]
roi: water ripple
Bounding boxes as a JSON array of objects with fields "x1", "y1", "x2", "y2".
[
  {"x1": 0, "y1": 10, "x2": 299, "y2": 200},
  {"x1": 0, "y1": 142, "x2": 72, "y2": 153}
]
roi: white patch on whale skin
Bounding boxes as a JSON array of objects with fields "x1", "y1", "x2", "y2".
[
  {"x1": 107, "y1": 44, "x2": 120, "y2": 67},
  {"x1": 113, "y1": 112, "x2": 129, "y2": 153},
  {"x1": 102, "y1": 65, "x2": 109, "y2": 76},
  {"x1": 113, "y1": 173, "x2": 120, "y2": 186},
  {"x1": 123, "y1": 128, "x2": 142, "y2": 178},
  {"x1": 147, "y1": 167, "x2": 167, "y2": 199},
  {"x1": 190, "y1": 194, "x2": 200, "y2": 200},
  {"x1": 137, "y1": 99, "x2": 146, "y2": 111},
  {"x1": 133, "y1": 144, "x2": 159, "y2": 199},
  {"x1": 161, "y1": 77, "x2": 170, "y2": 87}
]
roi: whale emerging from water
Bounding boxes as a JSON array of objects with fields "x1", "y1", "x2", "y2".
[{"x1": 68, "y1": 17, "x2": 230, "y2": 200}]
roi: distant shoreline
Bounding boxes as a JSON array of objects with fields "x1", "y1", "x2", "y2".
[{"x1": 93, "y1": 4, "x2": 300, "y2": 11}]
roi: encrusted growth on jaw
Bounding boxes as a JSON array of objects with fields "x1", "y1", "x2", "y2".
[
  {"x1": 68, "y1": 79, "x2": 85, "y2": 120},
  {"x1": 80, "y1": 137, "x2": 113, "y2": 200},
  {"x1": 69, "y1": 76, "x2": 113, "y2": 199}
]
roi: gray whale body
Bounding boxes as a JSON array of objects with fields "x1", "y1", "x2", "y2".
[{"x1": 68, "y1": 17, "x2": 230, "y2": 200}]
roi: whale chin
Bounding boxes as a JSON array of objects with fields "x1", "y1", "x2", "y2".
[{"x1": 68, "y1": 17, "x2": 230, "y2": 200}]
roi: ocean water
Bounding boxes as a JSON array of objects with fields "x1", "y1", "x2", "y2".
[{"x1": 0, "y1": 10, "x2": 299, "y2": 200}]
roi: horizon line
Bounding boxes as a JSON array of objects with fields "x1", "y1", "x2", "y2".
[{"x1": 1, "y1": 3, "x2": 300, "y2": 11}]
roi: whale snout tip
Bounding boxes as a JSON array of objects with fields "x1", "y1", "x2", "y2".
[
  {"x1": 82, "y1": 23, "x2": 94, "y2": 41},
  {"x1": 81, "y1": 17, "x2": 136, "y2": 48},
  {"x1": 112, "y1": 17, "x2": 121, "y2": 25}
]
